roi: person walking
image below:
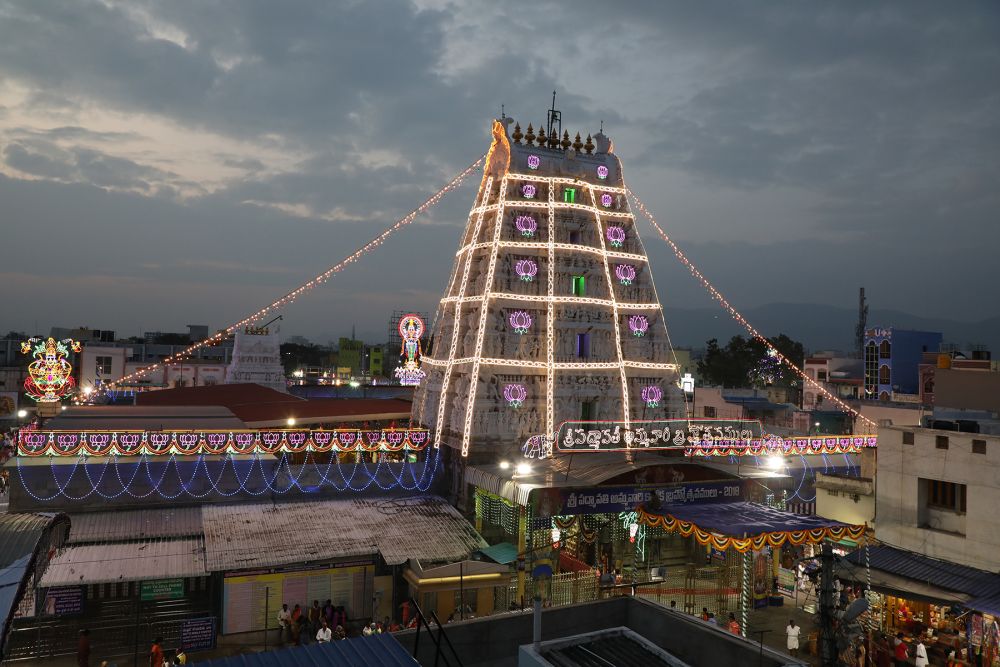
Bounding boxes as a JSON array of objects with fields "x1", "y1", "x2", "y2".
[
  {"x1": 77, "y1": 629, "x2": 91, "y2": 667},
  {"x1": 914, "y1": 639, "x2": 928, "y2": 667},
  {"x1": 786, "y1": 620, "x2": 801, "y2": 658},
  {"x1": 148, "y1": 637, "x2": 165, "y2": 667},
  {"x1": 316, "y1": 618, "x2": 332, "y2": 643}
]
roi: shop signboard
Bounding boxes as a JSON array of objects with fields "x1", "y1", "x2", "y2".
[
  {"x1": 180, "y1": 617, "x2": 217, "y2": 652},
  {"x1": 42, "y1": 586, "x2": 83, "y2": 616},
  {"x1": 555, "y1": 419, "x2": 763, "y2": 452},
  {"x1": 777, "y1": 567, "x2": 796, "y2": 596},
  {"x1": 531, "y1": 480, "x2": 744, "y2": 517},
  {"x1": 140, "y1": 578, "x2": 185, "y2": 601}
]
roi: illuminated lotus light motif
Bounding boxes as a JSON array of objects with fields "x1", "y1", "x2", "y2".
[
  {"x1": 20, "y1": 337, "x2": 81, "y2": 402},
  {"x1": 515, "y1": 259, "x2": 538, "y2": 282},
  {"x1": 628, "y1": 315, "x2": 649, "y2": 337},
  {"x1": 503, "y1": 383, "x2": 527, "y2": 408},
  {"x1": 522, "y1": 184, "x2": 537, "y2": 199},
  {"x1": 597, "y1": 165, "x2": 609, "y2": 180},
  {"x1": 641, "y1": 385, "x2": 663, "y2": 407},
  {"x1": 606, "y1": 226, "x2": 626, "y2": 247},
  {"x1": 615, "y1": 264, "x2": 636, "y2": 285},
  {"x1": 508, "y1": 310, "x2": 533, "y2": 334},
  {"x1": 600, "y1": 193, "x2": 614, "y2": 208},
  {"x1": 394, "y1": 313, "x2": 427, "y2": 386},
  {"x1": 527, "y1": 155, "x2": 541, "y2": 170},
  {"x1": 515, "y1": 215, "x2": 537, "y2": 237}
]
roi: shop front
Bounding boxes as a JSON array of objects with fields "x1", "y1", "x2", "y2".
[{"x1": 842, "y1": 545, "x2": 1000, "y2": 666}]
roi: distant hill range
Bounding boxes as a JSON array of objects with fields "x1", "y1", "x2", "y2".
[{"x1": 663, "y1": 302, "x2": 1000, "y2": 354}]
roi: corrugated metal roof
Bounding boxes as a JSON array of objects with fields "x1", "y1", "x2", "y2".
[
  {"x1": 846, "y1": 546, "x2": 1000, "y2": 596},
  {"x1": 195, "y1": 633, "x2": 418, "y2": 667},
  {"x1": 540, "y1": 628, "x2": 691, "y2": 667},
  {"x1": 202, "y1": 496, "x2": 486, "y2": 570},
  {"x1": 1, "y1": 513, "x2": 68, "y2": 656},
  {"x1": 0, "y1": 513, "x2": 58, "y2": 571},
  {"x1": 67, "y1": 507, "x2": 203, "y2": 544},
  {"x1": 40, "y1": 538, "x2": 207, "y2": 587}
]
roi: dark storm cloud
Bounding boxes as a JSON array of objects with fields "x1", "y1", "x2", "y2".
[{"x1": 0, "y1": 0, "x2": 997, "y2": 341}]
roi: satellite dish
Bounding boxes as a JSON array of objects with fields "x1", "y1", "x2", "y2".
[{"x1": 842, "y1": 598, "x2": 870, "y2": 623}]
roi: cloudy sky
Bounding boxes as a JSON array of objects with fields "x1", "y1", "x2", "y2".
[{"x1": 1, "y1": 1, "x2": 997, "y2": 345}]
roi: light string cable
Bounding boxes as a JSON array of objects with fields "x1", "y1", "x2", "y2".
[
  {"x1": 17, "y1": 447, "x2": 440, "y2": 501},
  {"x1": 113, "y1": 154, "x2": 487, "y2": 386},
  {"x1": 624, "y1": 186, "x2": 877, "y2": 432}
]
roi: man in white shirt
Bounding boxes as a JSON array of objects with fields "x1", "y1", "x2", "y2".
[
  {"x1": 277, "y1": 604, "x2": 291, "y2": 645},
  {"x1": 316, "y1": 619, "x2": 333, "y2": 643},
  {"x1": 786, "y1": 619, "x2": 801, "y2": 658}
]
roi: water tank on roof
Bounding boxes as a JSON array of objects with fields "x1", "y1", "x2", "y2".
[{"x1": 937, "y1": 354, "x2": 951, "y2": 369}]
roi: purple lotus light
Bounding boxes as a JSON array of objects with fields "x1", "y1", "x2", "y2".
[
  {"x1": 527, "y1": 155, "x2": 541, "y2": 170},
  {"x1": 503, "y1": 383, "x2": 527, "y2": 408},
  {"x1": 597, "y1": 165, "x2": 609, "y2": 180},
  {"x1": 606, "y1": 226, "x2": 626, "y2": 247},
  {"x1": 515, "y1": 259, "x2": 538, "y2": 281},
  {"x1": 641, "y1": 385, "x2": 663, "y2": 407},
  {"x1": 628, "y1": 314, "x2": 649, "y2": 337},
  {"x1": 515, "y1": 214, "x2": 537, "y2": 237},
  {"x1": 615, "y1": 264, "x2": 636, "y2": 285},
  {"x1": 508, "y1": 310, "x2": 533, "y2": 334},
  {"x1": 600, "y1": 193, "x2": 614, "y2": 208},
  {"x1": 522, "y1": 183, "x2": 537, "y2": 199}
]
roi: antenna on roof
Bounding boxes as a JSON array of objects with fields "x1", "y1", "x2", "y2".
[{"x1": 546, "y1": 90, "x2": 562, "y2": 143}]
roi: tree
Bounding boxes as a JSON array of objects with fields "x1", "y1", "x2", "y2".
[{"x1": 697, "y1": 334, "x2": 805, "y2": 389}]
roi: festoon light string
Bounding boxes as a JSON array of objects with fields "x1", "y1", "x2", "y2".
[
  {"x1": 113, "y1": 154, "x2": 488, "y2": 387},
  {"x1": 625, "y1": 186, "x2": 877, "y2": 432}
]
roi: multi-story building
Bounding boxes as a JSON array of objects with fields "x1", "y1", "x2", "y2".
[
  {"x1": 863, "y1": 328, "x2": 942, "y2": 401},
  {"x1": 802, "y1": 354, "x2": 862, "y2": 410},
  {"x1": 875, "y1": 424, "x2": 999, "y2": 570}
]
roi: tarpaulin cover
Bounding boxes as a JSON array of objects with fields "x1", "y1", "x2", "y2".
[{"x1": 638, "y1": 502, "x2": 867, "y2": 552}]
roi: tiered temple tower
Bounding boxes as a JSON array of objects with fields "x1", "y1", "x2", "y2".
[{"x1": 412, "y1": 115, "x2": 682, "y2": 462}]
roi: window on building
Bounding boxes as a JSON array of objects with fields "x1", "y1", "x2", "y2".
[
  {"x1": 569, "y1": 230, "x2": 581, "y2": 244},
  {"x1": 703, "y1": 406, "x2": 716, "y2": 418},
  {"x1": 935, "y1": 435, "x2": 949, "y2": 450},
  {"x1": 973, "y1": 439, "x2": 987, "y2": 455},
  {"x1": 95, "y1": 355, "x2": 113, "y2": 377},
  {"x1": 576, "y1": 333, "x2": 590, "y2": 358},
  {"x1": 572, "y1": 275, "x2": 586, "y2": 296},
  {"x1": 581, "y1": 400, "x2": 594, "y2": 421},
  {"x1": 878, "y1": 365, "x2": 890, "y2": 385},
  {"x1": 879, "y1": 340, "x2": 891, "y2": 359},
  {"x1": 926, "y1": 479, "x2": 966, "y2": 513},
  {"x1": 563, "y1": 188, "x2": 577, "y2": 204},
  {"x1": 902, "y1": 431, "x2": 914, "y2": 445},
  {"x1": 817, "y1": 370, "x2": 827, "y2": 381}
]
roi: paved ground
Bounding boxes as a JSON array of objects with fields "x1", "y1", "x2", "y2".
[{"x1": 745, "y1": 595, "x2": 823, "y2": 666}]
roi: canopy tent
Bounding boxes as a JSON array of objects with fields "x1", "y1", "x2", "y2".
[{"x1": 637, "y1": 501, "x2": 868, "y2": 553}]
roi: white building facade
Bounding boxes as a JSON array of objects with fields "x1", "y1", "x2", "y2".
[{"x1": 875, "y1": 425, "x2": 1000, "y2": 570}]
